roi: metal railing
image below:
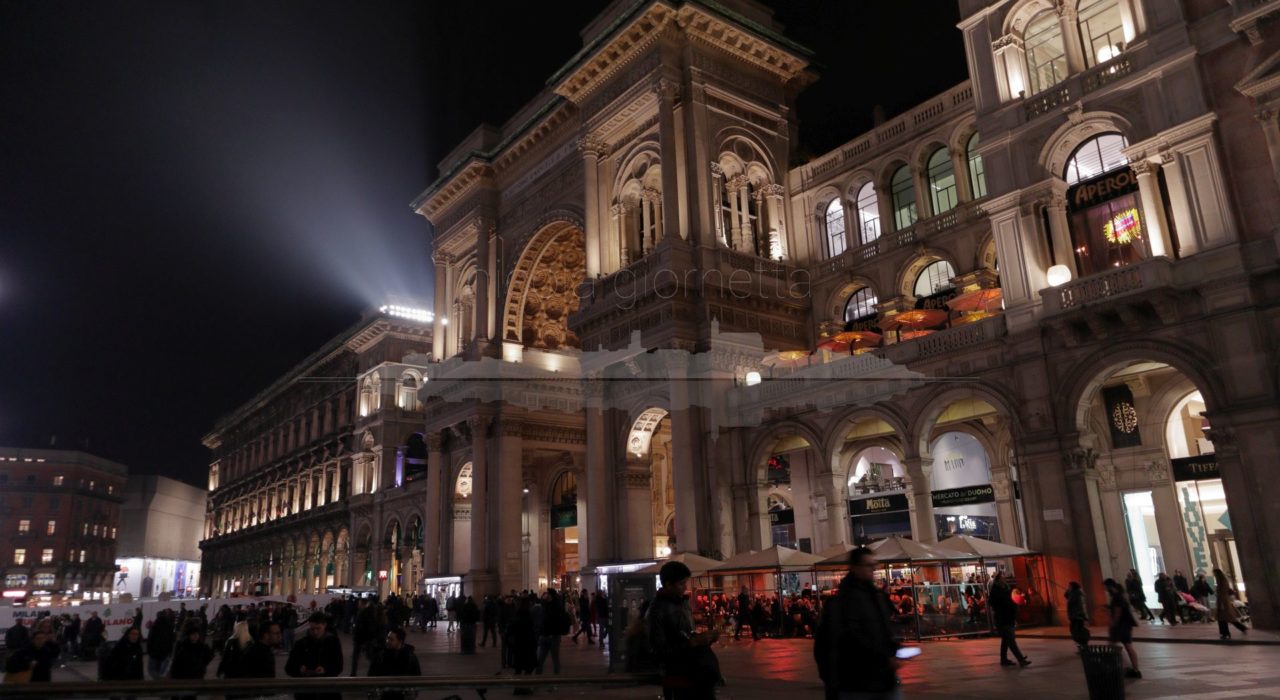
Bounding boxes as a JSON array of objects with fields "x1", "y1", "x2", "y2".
[{"x1": 0, "y1": 672, "x2": 660, "y2": 699}]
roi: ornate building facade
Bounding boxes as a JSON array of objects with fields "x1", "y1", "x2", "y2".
[
  {"x1": 204, "y1": 0, "x2": 1280, "y2": 627},
  {"x1": 408, "y1": 0, "x2": 1280, "y2": 627},
  {"x1": 200, "y1": 309, "x2": 433, "y2": 596}
]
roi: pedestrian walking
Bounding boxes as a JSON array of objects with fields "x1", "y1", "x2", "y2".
[
  {"x1": 3, "y1": 621, "x2": 60, "y2": 683},
  {"x1": 1103, "y1": 578, "x2": 1142, "y2": 678},
  {"x1": 989, "y1": 572, "x2": 1030, "y2": 667},
  {"x1": 1066, "y1": 581, "x2": 1091, "y2": 650},
  {"x1": 480, "y1": 595, "x2": 498, "y2": 647},
  {"x1": 102, "y1": 626, "x2": 146, "y2": 681},
  {"x1": 571, "y1": 589, "x2": 594, "y2": 644},
  {"x1": 648, "y1": 561, "x2": 722, "y2": 700},
  {"x1": 285, "y1": 613, "x2": 344, "y2": 700},
  {"x1": 594, "y1": 589, "x2": 611, "y2": 647},
  {"x1": 508, "y1": 596, "x2": 539, "y2": 693},
  {"x1": 459, "y1": 595, "x2": 480, "y2": 654},
  {"x1": 367, "y1": 627, "x2": 421, "y2": 700},
  {"x1": 168, "y1": 620, "x2": 215, "y2": 700},
  {"x1": 147, "y1": 609, "x2": 178, "y2": 679},
  {"x1": 1126, "y1": 570, "x2": 1154, "y2": 621},
  {"x1": 813, "y1": 547, "x2": 902, "y2": 700},
  {"x1": 535, "y1": 589, "x2": 569, "y2": 675},
  {"x1": 1155, "y1": 573, "x2": 1181, "y2": 625},
  {"x1": 1213, "y1": 568, "x2": 1249, "y2": 639}
]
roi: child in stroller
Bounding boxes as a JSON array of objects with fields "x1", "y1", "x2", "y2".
[{"x1": 1178, "y1": 591, "x2": 1213, "y2": 622}]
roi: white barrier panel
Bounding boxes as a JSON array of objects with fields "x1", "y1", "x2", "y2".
[{"x1": 1, "y1": 594, "x2": 335, "y2": 641}]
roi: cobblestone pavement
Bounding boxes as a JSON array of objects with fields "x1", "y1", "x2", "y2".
[{"x1": 43, "y1": 623, "x2": 1280, "y2": 699}]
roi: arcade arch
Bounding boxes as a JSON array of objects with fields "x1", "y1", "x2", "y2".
[
  {"x1": 450, "y1": 462, "x2": 473, "y2": 575},
  {"x1": 619, "y1": 407, "x2": 678, "y2": 561}
]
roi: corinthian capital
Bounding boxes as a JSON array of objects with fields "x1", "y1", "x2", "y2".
[
  {"x1": 655, "y1": 78, "x2": 680, "y2": 104},
  {"x1": 577, "y1": 134, "x2": 609, "y2": 158}
]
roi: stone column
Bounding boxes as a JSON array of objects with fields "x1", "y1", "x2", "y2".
[
  {"x1": 1145, "y1": 460, "x2": 1192, "y2": 577},
  {"x1": 444, "y1": 257, "x2": 456, "y2": 357},
  {"x1": 432, "y1": 253, "x2": 448, "y2": 358},
  {"x1": 655, "y1": 77, "x2": 681, "y2": 239},
  {"x1": 466, "y1": 414, "x2": 493, "y2": 593},
  {"x1": 874, "y1": 183, "x2": 895, "y2": 237},
  {"x1": 710, "y1": 164, "x2": 727, "y2": 246},
  {"x1": 1256, "y1": 109, "x2": 1280, "y2": 193},
  {"x1": 762, "y1": 184, "x2": 787, "y2": 260},
  {"x1": 1059, "y1": 5, "x2": 1087, "y2": 73},
  {"x1": 990, "y1": 466, "x2": 1021, "y2": 547},
  {"x1": 903, "y1": 457, "x2": 936, "y2": 543},
  {"x1": 1132, "y1": 160, "x2": 1174, "y2": 258},
  {"x1": 496, "y1": 417, "x2": 524, "y2": 594},
  {"x1": 579, "y1": 135, "x2": 606, "y2": 277},
  {"x1": 423, "y1": 432, "x2": 445, "y2": 576},
  {"x1": 615, "y1": 204, "x2": 631, "y2": 267},
  {"x1": 1044, "y1": 193, "x2": 1075, "y2": 271},
  {"x1": 991, "y1": 35, "x2": 1027, "y2": 101},
  {"x1": 582, "y1": 400, "x2": 612, "y2": 567},
  {"x1": 473, "y1": 218, "x2": 490, "y2": 348},
  {"x1": 620, "y1": 465, "x2": 654, "y2": 560},
  {"x1": 667, "y1": 357, "x2": 703, "y2": 554}
]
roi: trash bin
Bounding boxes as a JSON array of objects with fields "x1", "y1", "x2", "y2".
[{"x1": 1081, "y1": 644, "x2": 1125, "y2": 700}]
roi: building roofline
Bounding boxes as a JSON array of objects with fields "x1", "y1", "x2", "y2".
[{"x1": 0, "y1": 446, "x2": 130, "y2": 476}]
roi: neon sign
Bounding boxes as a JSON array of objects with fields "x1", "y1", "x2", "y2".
[{"x1": 1103, "y1": 207, "x2": 1142, "y2": 245}]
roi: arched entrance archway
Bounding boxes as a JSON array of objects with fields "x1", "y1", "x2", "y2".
[
  {"x1": 1070, "y1": 359, "x2": 1251, "y2": 611},
  {"x1": 746, "y1": 422, "x2": 825, "y2": 553},
  {"x1": 548, "y1": 470, "x2": 579, "y2": 590},
  {"x1": 502, "y1": 221, "x2": 586, "y2": 351},
  {"x1": 619, "y1": 407, "x2": 678, "y2": 560},
  {"x1": 450, "y1": 463, "x2": 473, "y2": 575}
]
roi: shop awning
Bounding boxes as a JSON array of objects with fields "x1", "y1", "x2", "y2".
[
  {"x1": 816, "y1": 536, "x2": 974, "y2": 565},
  {"x1": 633, "y1": 552, "x2": 724, "y2": 577},
  {"x1": 711, "y1": 545, "x2": 825, "y2": 573},
  {"x1": 936, "y1": 534, "x2": 1036, "y2": 558}
]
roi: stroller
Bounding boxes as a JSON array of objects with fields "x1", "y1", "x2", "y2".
[{"x1": 1178, "y1": 592, "x2": 1212, "y2": 622}]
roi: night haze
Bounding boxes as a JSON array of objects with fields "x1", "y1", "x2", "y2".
[{"x1": 0, "y1": 1, "x2": 964, "y2": 484}]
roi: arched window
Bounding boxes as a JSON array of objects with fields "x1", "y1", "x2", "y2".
[
  {"x1": 398, "y1": 373, "x2": 422, "y2": 411},
  {"x1": 824, "y1": 198, "x2": 847, "y2": 257},
  {"x1": 844, "y1": 287, "x2": 879, "y2": 322},
  {"x1": 855, "y1": 182, "x2": 880, "y2": 245},
  {"x1": 1079, "y1": 0, "x2": 1126, "y2": 66},
  {"x1": 1064, "y1": 133, "x2": 1129, "y2": 185},
  {"x1": 926, "y1": 148, "x2": 958, "y2": 216},
  {"x1": 967, "y1": 133, "x2": 987, "y2": 199},
  {"x1": 914, "y1": 260, "x2": 956, "y2": 297},
  {"x1": 1025, "y1": 10, "x2": 1067, "y2": 96},
  {"x1": 890, "y1": 166, "x2": 917, "y2": 230}
]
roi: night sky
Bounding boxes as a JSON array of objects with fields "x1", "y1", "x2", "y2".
[{"x1": 0, "y1": 1, "x2": 964, "y2": 484}]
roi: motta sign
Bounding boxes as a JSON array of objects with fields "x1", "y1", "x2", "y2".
[
  {"x1": 1068, "y1": 167, "x2": 1140, "y2": 212},
  {"x1": 930, "y1": 484, "x2": 996, "y2": 508},
  {"x1": 848, "y1": 493, "x2": 909, "y2": 516},
  {"x1": 1172, "y1": 454, "x2": 1219, "y2": 482}
]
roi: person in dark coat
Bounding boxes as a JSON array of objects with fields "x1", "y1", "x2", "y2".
[
  {"x1": 81, "y1": 612, "x2": 105, "y2": 658},
  {"x1": 285, "y1": 613, "x2": 343, "y2": 700},
  {"x1": 351, "y1": 599, "x2": 380, "y2": 677},
  {"x1": 571, "y1": 589, "x2": 594, "y2": 644},
  {"x1": 813, "y1": 547, "x2": 901, "y2": 700},
  {"x1": 648, "y1": 561, "x2": 721, "y2": 700},
  {"x1": 1104, "y1": 578, "x2": 1142, "y2": 678},
  {"x1": 147, "y1": 609, "x2": 178, "y2": 679},
  {"x1": 1125, "y1": 570, "x2": 1154, "y2": 621},
  {"x1": 367, "y1": 627, "x2": 421, "y2": 700},
  {"x1": 217, "y1": 621, "x2": 278, "y2": 700},
  {"x1": 1065, "y1": 581, "x2": 1090, "y2": 650},
  {"x1": 480, "y1": 595, "x2": 498, "y2": 647},
  {"x1": 168, "y1": 620, "x2": 215, "y2": 700},
  {"x1": 1155, "y1": 573, "x2": 1181, "y2": 625},
  {"x1": 458, "y1": 596, "x2": 480, "y2": 654},
  {"x1": 103, "y1": 626, "x2": 146, "y2": 681},
  {"x1": 989, "y1": 572, "x2": 1029, "y2": 667},
  {"x1": 4, "y1": 622, "x2": 60, "y2": 683}
]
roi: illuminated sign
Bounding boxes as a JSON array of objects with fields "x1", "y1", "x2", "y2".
[
  {"x1": 1103, "y1": 207, "x2": 1142, "y2": 245},
  {"x1": 931, "y1": 485, "x2": 995, "y2": 508},
  {"x1": 1172, "y1": 455, "x2": 1219, "y2": 482},
  {"x1": 1068, "y1": 167, "x2": 1140, "y2": 212},
  {"x1": 848, "y1": 493, "x2": 909, "y2": 516}
]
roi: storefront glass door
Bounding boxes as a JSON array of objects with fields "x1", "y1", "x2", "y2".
[{"x1": 1122, "y1": 490, "x2": 1162, "y2": 604}]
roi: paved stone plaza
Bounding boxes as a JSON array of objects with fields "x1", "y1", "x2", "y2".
[{"x1": 43, "y1": 624, "x2": 1280, "y2": 699}]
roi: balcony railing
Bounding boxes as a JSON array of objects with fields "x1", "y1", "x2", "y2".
[
  {"x1": 1023, "y1": 53, "x2": 1137, "y2": 121},
  {"x1": 812, "y1": 199, "x2": 988, "y2": 281},
  {"x1": 1040, "y1": 256, "x2": 1175, "y2": 316}
]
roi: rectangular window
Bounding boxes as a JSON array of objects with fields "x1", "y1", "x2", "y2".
[
  {"x1": 17, "y1": 519, "x2": 30, "y2": 534},
  {"x1": 110, "y1": 527, "x2": 117, "y2": 539},
  {"x1": 78, "y1": 550, "x2": 86, "y2": 563},
  {"x1": 4, "y1": 574, "x2": 27, "y2": 588},
  {"x1": 13, "y1": 548, "x2": 26, "y2": 565},
  {"x1": 48, "y1": 497, "x2": 59, "y2": 509},
  {"x1": 82, "y1": 523, "x2": 89, "y2": 536},
  {"x1": 53, "y1": 475, "x2": 64, "y2": 486},
  {"x1": 46, "y1": 520, "x2": 56, "y2": 536},
  {"x1": 26, "y1": 474, "x2": 35, "y2": 485},
  {"x1": 88, "y1": 480, "x2": 95, "y2": 491},
  {"x1": 40, "y1": 549, "x2": 53, "y2": 564},
  {"x1": 34, "y1": 573, "x2": 55, "y2": 587}
]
